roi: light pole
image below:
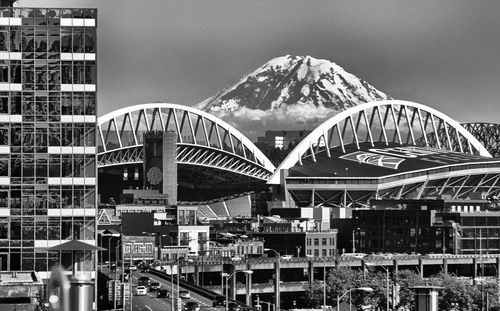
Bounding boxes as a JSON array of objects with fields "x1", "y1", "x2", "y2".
[
  {"x1": 323, "y1": 258, "x2": 327, "y2": 311},
  {"x1": 222, "y1": 270, "x2": 254, "y2": 311},
  {"x1": 264, "y1": 248, "x2": 281, "y2": 311},
  {"x1": 336, "y1": 287, "x2": 373, "y2": 311},
  {"x1": 173, "y1": 257, "x2": 193, "y2": 311},
  {"x1": 366, "y1": 263, "x2": 390, "y2": 311}
]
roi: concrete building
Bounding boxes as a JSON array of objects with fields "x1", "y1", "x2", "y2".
[
  {"x1": 305, "y1": 230, "x2": 338, "y2": 257},
  {"x1": 0, "y1": 271, "x2": 44, "y2": 310},
  {"x1": 122, "y1": 235, "x2": 155, "y2": 262},
  {"x1": 354, "y1": 199, "x2": 500, "y2": 255},
  {"x1": 0, "y1": 5, "x2": 98, "y2": 282}
]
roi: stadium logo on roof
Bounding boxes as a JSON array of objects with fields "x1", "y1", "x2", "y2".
[{"x1": 340, "y1": 151, "x2": 405, "y2": 170}]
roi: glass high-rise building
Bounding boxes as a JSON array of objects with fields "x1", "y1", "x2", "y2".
[{"x1": 0, "y1": 7, "x2": 97, "y2": 281}]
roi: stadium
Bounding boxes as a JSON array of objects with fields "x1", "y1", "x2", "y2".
[
  {"x1": 268, "y1": 100, "x2": 500, "y2": 208},
  {"x1": 97, "y1": 100, "x2": 500, "y2": 214},
  {"x1": 97, "y1": 103, "x2": 275, "y2": 217}
]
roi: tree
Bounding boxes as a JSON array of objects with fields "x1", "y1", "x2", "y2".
[
  {"x1": 394, "y1": 270, "x2": 424, "y2": 310},
  {"x1": 428, "y1": 272, "x2": 478, "y2": 311}
]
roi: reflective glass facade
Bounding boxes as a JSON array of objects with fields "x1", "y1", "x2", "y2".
[{"x1": 0, "y1": 7, "x2": 97, "y2": 277}]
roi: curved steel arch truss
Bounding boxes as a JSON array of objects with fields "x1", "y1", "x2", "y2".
[
  {"x1": 98, "y1": 103, "x2": 276, "y2": 181},
  {"x1": 461, "y1": 122, "x2": 500, "y2": 158},
  {"x1": 269, "y1": 100, "x2": 491, "y2": 184}
]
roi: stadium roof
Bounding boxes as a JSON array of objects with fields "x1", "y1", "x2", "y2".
[{"x1": 288, "y1": 142, "x2": 500, "y2": 179}]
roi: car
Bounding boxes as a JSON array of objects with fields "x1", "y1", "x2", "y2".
[
  {"x1": 213, "y1": 295, "x2": 226, "y2": 307},
  {"x1": 138, "y1": 276, "x2": 151, "y2": 286},
  {"x1": 340, "y1": 253, "x2": 366, "y2": 259},
  {"x1": 228, "y1": 302, "x2": 241, "y2": 311},
  {"x1": 179, "y1": 290, "x2": 191, "y2": 299},
  {"x1": 281, "y1": 254, "x2": 293, "y2": 260},
  {"x1": 157, "y1": 289, "x2": 170, "y2": 298},
  {"x1": 149, "y1": 282, "x2": 161, "y2": 291},
  {"x1": 184, "y1": 301, "x2": 200, "y2": 311},
  {"x1": 231, "y1": 256, "x2": 243, "y2": 261},
  {"x1": 129, "y1": 265, "x2": 138, "y2": 271},
  {"x1": 135, "y1": 286, "x2": 148, "y2": 296}
]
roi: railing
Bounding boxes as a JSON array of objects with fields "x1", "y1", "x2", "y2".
[
  {"x1": 148, "y1": 268, "x2": 250, "y2": 307},
  {"x1": 179, "y1": 253, "x2": 500, "y2": 267}
]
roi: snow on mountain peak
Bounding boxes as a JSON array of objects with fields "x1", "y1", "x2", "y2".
[{"x1": 196, "y1": 55, "x2": 391, "y2": 139}]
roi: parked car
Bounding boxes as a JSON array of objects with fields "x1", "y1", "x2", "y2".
[
  {"x1": 157, "y1": 289, "x2": 170, "y2": 298},
  {"x1": 129, "y1": 265, "x2": 138, "y2": 271},
  {"x1": 179, "y1": 290, "x2": 191, "y2": 299},
  {"x1": 184, "y1": 301, "x2": 200, "y2": 311},
  {"x1": 228, "y1": 302, "x2": 241, "y2": 311},
  {"x1": 340, "y1": 253, "x2": 366, "y2": 259},
  {"x1": 135, "y1": 286, "x2": 148, "y2": 296},
  {"x1": 213, "y1": 295, "x2": 226, "y2": 307},
  {"x1": 138, "y1": 276, "x2": 151, "y2": 286},
  {"x1": 149, "y1": 282, "x2": 161, "y2": 291},
  {"x1": 281, "y1": 254, "x2": 293, "y2": 260}
]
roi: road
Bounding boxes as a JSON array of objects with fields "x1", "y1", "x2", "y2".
[{"x1": 129, "y1": 270, "x2": 220, "y2": 311}]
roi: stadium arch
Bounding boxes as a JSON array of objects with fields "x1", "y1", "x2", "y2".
[
  {"x1": 267, "y1": 100, "x2": 500, "y2": 208},
  {"x1": 97, "y1": 103, "x2": 276, "y2": 203},
  {"x1": 269, "y1": 100, "x2": 491, "y2": 185}
]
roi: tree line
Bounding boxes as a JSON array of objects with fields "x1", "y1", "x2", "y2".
[{"x1": 307, "y1": 267, "x2": 500, "y2": 311}]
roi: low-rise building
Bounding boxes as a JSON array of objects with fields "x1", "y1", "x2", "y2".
[
  {"x1": 122, "y1": 235, "x2": 156, "y2": 262},
  {"x1": 0, "y1": 271, "x2": 44, "y2": 311},
  {"x1": 354, "y1": 199, "x2": 498, "y2": 255},
  {"x1": 305, "y1": 230, "x2": 338, "y2": 257}
]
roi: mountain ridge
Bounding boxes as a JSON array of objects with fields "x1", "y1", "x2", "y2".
[{"x1": 196, "y1": 55, "x2": 391, "y2": 139}]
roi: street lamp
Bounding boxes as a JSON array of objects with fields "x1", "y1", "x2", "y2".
[
  {"x1": 222, "y1": 270, "x2": 254, "y2": 311},
  {"x1": 264, "y1": 248, "x2": 281, "y2": 311},
  {"x1": 337, "y1": 287, "x2": 373, "y2": 311},
  {"x1": 366, "y1": 263, "x2": 390, "y2": 311},
  {"x1": 169, "y1": 257, "x2": 194, "y2": 311},
  {"x1": 322, "y1": 258, "x2": 327, "y2": 311}
]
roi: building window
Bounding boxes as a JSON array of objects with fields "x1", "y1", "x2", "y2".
[
  {"x1": 124, "y1": 244, "x2": 131, "y2": 254},
  {"x1": 180, "y1": 232, "x2": 189, "y2": 246},
  {"x1": 133, "y1": 243, "x2": 140, "y2": 254},
  {"x1": 322, "y1": 249, "x2": 327, "y2": 257},
  {"x1": 314, "y1": 249, "x2": 319, "y2": 257},
  {"x1": 322, "y1": 238, "x2": 327, "y2": 246},
  {"x1": 314, "y1": 238, "x2": 319, "y2": 246},
  {"x1": 274, "y1": 136, "x2": 284, "y2": 149},
  {"x1": 307, "y1": 249, "x2": 311, "y2": 255},
  {"x1": 307, "y1": 238, "x2": 311, "y2": 246}
]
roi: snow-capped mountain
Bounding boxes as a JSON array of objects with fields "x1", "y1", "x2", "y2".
[{"x1": 196, "y1": 55, "x2": 391, "y2": 139}]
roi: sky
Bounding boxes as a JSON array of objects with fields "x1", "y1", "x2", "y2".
[{"x1": 18, "y1": 0, "x2": 500, "y2": 124}]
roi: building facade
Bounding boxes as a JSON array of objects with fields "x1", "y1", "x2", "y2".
[
  {"x1": 0, "y1": 7, "x2": 97, "y2": 279},
  {"x1": 122, "y1": 235, "x2": 155, "y2": 262},
  {"x1": 305, "y1": 230, "x2": 338, "y2": 257}
]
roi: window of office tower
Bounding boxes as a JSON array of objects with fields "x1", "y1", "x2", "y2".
[{"x1": 0, "y1": 7, "x2": 97, "y2": 274}]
